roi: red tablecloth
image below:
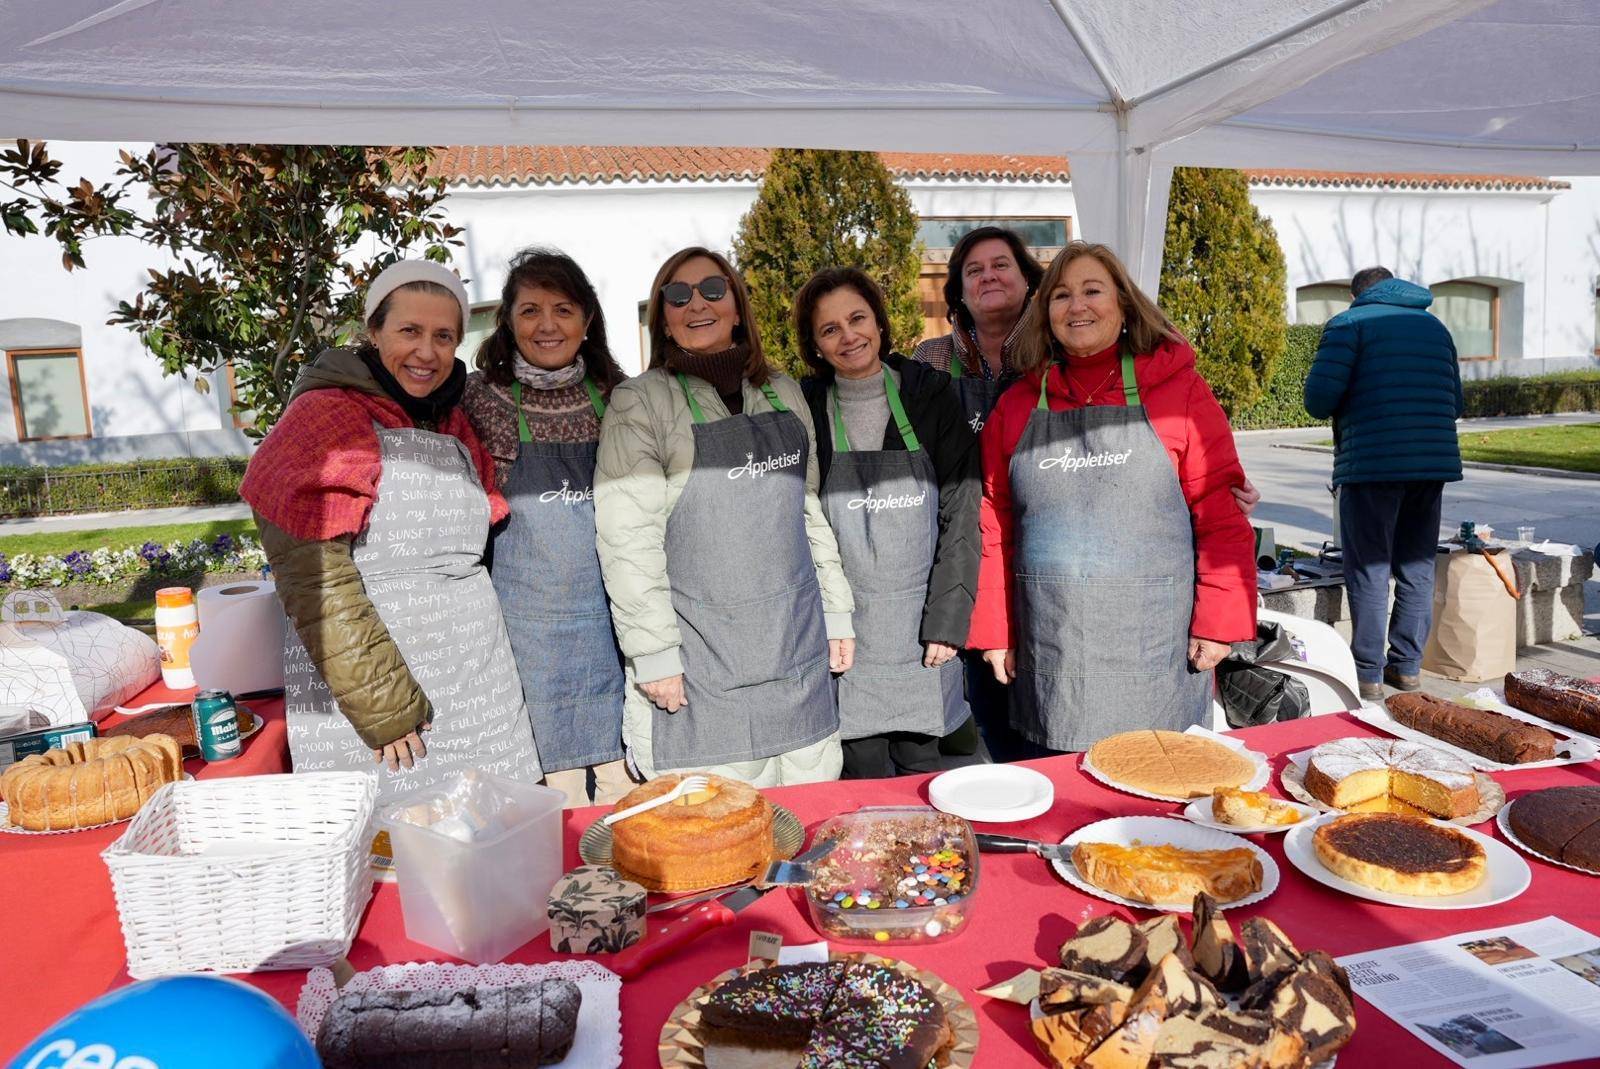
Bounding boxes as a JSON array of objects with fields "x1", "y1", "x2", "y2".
[{"x1": 5, "y1": 705, "x2": 1598, "y2": 1066}]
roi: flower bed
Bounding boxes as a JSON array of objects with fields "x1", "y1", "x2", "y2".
[{"x1": 0, "y1": 534, "x2": 268, "y2": 593}]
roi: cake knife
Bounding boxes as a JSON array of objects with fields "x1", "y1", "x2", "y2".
[
  {"x1": 975, "y1": 832, "x2": 1071, "y2": 862},
  {"x1": 613, "y1": 837, "x2": 838, "y2": 979}
]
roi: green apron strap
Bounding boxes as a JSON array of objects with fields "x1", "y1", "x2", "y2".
[
  {"x1": 675, "y1": 372, "x2": 708, "y2": 424},
  {"x1": 830, "y1": 386, "x2": 852, "y2": 453},
  {"x1": 1036, "y1": 364, "x2": 1053, "y2": 411},
  {"x1": 582, "y1": 375, "x2": 607, "y2": 420},
  {"x1": 510, "y1": 382, "x2": 533, "y2": 444},
  {"x1": 1120, "y1": 352, "x2": 1141, "y2": 407},
  {"x1": 950, "y1": 356, "x2": 964, "y2": 379},
  {"x1": 759, "y1": 382, "x2": 789, "y2": 413},
  {"x1": 883, "y1": 367, "x2": 921, "y2": 452}
]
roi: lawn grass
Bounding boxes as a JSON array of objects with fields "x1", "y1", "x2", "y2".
[
  {"x1": 1456, "y1": 422, "x2": 1600, "y2": 474},
  {"x1": 0, "y1": 518, "x2": 258, "y2": 559},
  {"x1": 1310, "y1": 423, "x2": 1600, "y2": 474}
]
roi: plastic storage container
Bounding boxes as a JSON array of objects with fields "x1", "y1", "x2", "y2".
[
  {"x1": 803, "y1": 805, "x2": 978, "y2": 945},
  {"x1": 382, "y1": 771, "x2": 564, "y2": 964}
]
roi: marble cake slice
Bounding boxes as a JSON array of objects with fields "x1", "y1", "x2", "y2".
[
  {"x1": 1257, "y1": 953, "x2": 1357, "y2": 1063},
  {"x1": 1059, "y1": 916, "x2": 1150, "y2": 983},
  {"x1": 1189, "y1": 893, "x2": 1248, "y2": 991},
  {"x1": 1149, "y1": 1013, "x2": 1307, "y2": 1069},
  {"x1": 1038, "y1": 968, "x2": 1135, "y2": 1011},
  {"x1": 1129, "y1": 953, "x2": 1223, "y2": 1019},
  {"x1": 1238, "y1": 917, "x2": 1301, "y2": 987},
  {"x1": 1032, "y1": 1002, "x2": 1129, "y2": 1067},
  {"x1": 1078, "y1": 991, "x2": 1168, "y2": 1069},
  {"x1": 1137, "y1": 915, "x2": 1195, "y2": 974}
]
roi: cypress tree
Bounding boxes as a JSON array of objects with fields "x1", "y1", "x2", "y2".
[
  {"x1": 732, "y1": 149, "x2": 923, "y2": 377},
  {"x1": 1159, "y1": 167, "x2": 1288, "y2": 412}
]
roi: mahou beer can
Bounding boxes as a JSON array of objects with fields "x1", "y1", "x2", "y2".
[{"x1": 192, "y1": 689, "x2": 242, "y2": 761}]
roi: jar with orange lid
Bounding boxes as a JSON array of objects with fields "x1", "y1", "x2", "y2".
[{"x1": 154, "y1": 586, "x2": 200, "y2": 689}]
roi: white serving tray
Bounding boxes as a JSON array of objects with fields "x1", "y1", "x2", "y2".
[
  {"x1": 1282, "y1": 816, "x2": 1530, "y2": 910},
  {"x1": 1049, "y1": 815, "x2": 1278, "y2": 913},
  {"x1": 1351, "y1": 699, "x2": 1598, "y2": 772},
  {"x1": 1080, "y1": 725, "x2": 1270, "y2": 803}
]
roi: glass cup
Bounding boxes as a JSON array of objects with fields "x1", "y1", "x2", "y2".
[{"x1": 1517, "y1": 526, "x2": 1536, "y2": 542}]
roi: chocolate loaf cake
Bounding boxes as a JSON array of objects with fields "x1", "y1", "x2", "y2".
[
  {"x1": 1505, "y1": 669, "x2": 1600, "y2": 737},
  {"x1": 315, "y1": 981, "x2": 581, "y2": 1068},
  {"x1": 1386, "y1": 692, "x2": 1559, "y2": 764},
  {"x1": 1507, "y1": 786, "x2": 1600, "y2": 874}
]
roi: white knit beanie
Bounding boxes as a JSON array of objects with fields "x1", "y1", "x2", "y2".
[{"x1": 364, "y1": 260, "x2": 472, "y2": 332}]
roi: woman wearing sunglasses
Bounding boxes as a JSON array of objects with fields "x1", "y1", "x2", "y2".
[
  {"x1": 594, "y1": 246, "x2": 855, "y2": 786},
  {"x1": 796, "y1": 267, "x2": 982, "y2": 779}
]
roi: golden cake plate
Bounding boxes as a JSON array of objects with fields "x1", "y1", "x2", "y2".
[
  {"x1": 658, "y1": 951, "x2": 978, "y2": 1068},
  {"x1": 1280, "y1": 758, "x2": 1504, "y2": 826},
  {"x1": 578, "y1": 803, "x2": 804, "y2": 894}
]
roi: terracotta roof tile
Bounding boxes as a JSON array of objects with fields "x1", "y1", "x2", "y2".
[{"x1": 425, "y1": 148, "x2": 1561, "y2": 192}]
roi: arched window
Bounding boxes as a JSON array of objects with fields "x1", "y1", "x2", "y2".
[
  {"x1": 1295, "y1": 283, "x2": 1351, "y2": 325},
  {"x1": 1430, "y1": 281, "x2": 1498, "y2": 359}
]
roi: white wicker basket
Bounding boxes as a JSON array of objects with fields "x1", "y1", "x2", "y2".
[{"x1": 101, "y1": 771, "x2": 378, "y2": 979}]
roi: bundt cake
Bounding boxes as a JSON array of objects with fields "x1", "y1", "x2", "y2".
[
  {"x1": 608, "y1": 773, "x2": 773, "y2": 890},
  {"x1": 0, "y1": 734, "x2": 183, "y2": 830}
]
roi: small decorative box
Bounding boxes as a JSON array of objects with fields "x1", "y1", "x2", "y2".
[{"x1": 548, "y1": 865, "x2": 646, "y2": 954}]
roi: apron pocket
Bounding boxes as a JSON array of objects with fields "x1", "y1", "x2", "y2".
[
  {"x1": 1014, "y1": 574, "x2": 1177, "y2": 677},
  {"x1": 676, "y1": 578, "x2": 827, "y2": 690},
  {"x1": 847, "y1": 586, "x2": 927, "y2": 674}
]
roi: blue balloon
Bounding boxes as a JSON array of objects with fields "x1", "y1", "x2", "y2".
[{"x1": 9, "y1": 975, "x2": 319, "y2": 1069}]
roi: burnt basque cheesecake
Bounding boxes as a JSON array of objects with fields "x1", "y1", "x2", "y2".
[
  {"x1": 1385, "y1": 692, "x2": 1559, "y2": 764},
  {"x1": 1313, "y1": 813, "x2": 1486, "y2": 895},
  {"x1": 1507, "y1": 786, "x2": 1600, "y2": 873},
  {"x1": 700, "y1": 961, "x2": 950, "y2": 1068}
]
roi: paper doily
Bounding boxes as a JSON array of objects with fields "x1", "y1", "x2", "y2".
[
  {"x1": 296, "y1": 959, "x2": 621, "y2": 1069},
  {"x1": 1280, "y1": 750, "x2": 1503, "y2": 826}
]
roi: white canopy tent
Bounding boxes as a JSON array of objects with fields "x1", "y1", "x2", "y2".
[{"x1": 3, "y1": 0, "x2": 1598, "y2": 289}]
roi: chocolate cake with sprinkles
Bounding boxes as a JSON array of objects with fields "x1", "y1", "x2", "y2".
[{"x1": 699, "y1": 960, "x2": 951, "y2": 1068}]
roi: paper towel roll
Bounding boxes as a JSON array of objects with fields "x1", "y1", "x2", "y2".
[{"x1": 190, "y1": 581, "x2": 287, "y2": 695}]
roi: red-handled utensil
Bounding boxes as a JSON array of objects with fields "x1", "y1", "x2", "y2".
[{"x1": 613, "y1": 887, "x2": 752, "y2": 979}]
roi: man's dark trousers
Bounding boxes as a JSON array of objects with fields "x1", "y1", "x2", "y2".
[{"x1": 1339, "y1": 480, "x2": 1444, "y2": 684}]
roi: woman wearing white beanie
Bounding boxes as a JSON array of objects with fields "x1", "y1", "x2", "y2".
[{"x1": 241, "y1": 260, "x2": 542, "y2": 801}]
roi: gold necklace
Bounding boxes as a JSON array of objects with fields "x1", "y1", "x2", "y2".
[{"x1": 1061, "y1": 359, "x2": 1120, "y2": 405}]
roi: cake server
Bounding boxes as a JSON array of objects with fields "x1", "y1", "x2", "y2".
[
  {"x1": 614, "y1": 837, "x2": 839, "y2": 979},
  {"x1": 975, "y1": 832, "x2": 1071, "y2": 862}
]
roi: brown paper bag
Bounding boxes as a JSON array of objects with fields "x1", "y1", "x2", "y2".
[{"x1": 1423, "y1": 549, "x2": 1517, "y2": 681}]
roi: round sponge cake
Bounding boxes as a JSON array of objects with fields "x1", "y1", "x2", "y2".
[{"x1": 608, "y1": 773, "x2": 773, "y2": 890}]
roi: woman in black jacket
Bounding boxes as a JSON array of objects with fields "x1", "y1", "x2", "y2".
[{"x1": 796, "y1": 267, "x2": 983, "y2": 778}]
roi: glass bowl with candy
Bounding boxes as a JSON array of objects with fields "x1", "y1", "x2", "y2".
[{"x1": 803, "y1": 806, "x2": 978, "y2": 945}]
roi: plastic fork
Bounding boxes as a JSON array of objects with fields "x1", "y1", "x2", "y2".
[{"x1": 603, "y1": 774, "x2": 710, "y2": 826}]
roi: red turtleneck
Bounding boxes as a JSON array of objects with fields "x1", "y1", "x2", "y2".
[{"x1": 1059, "y1": 340, "x2": 1124, "y2": 406}]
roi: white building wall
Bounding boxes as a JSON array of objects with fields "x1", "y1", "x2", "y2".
[
  {"x1": 0, "y1": 141, "x2": 242, "y2": 465},
  {"x1": 1251, "y1": 182, "x2": 1600, "y2": 374},
  {"x1": 2, "y1": 141, "x2": 1595, "y2": 466}
]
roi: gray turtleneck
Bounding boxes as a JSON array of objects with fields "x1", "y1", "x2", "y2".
[{"x1": 832, "y1": 365, "x2": 900, "y2": 450}]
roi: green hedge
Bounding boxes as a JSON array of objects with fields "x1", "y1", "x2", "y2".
[
  {"x1": 1229, "y1": 323, "x2": 1326, "y2": 430},
  {"x1": 0, "y1": 457, "x2": 248, "y2": 518},
  {"x1": 1228, "y1": 324, "x2": 1600, "y2": 429},
  {"x1": 1461, "y1": 370, "x2": 1600, "y2": 418}
]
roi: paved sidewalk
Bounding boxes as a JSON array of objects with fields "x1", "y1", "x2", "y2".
[{"x1": 0, "y1": 501, "x2": 251, "y2": 537}]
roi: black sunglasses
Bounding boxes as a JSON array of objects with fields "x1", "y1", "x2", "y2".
[{"x1": 661, "y1": 276, "x2": 730, "y2": 307}]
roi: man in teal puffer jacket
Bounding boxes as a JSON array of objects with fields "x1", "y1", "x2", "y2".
[{"x1": 1304, "y1": 268, "x2": 1464, "y2": 702}]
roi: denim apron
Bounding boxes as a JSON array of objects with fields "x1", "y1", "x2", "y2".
[
  {"x1": 1007, "y1": 355, "x2": 1210, "y2": 751},
  {"x1": 650, "y1": 374, "x2": 838, "y2": 770},
  {"x1": 284, "y1": 425, "x2": 541, "y2": 803},
  {"x1": 949, "y1": 355, "x2": 1009, "y2": 435},
  {"x1": 821, "y1": 370, "x2": 966, "y2": 739},
  {"x1": 490, "y1": 379, "x2": 625, "y2": 773}
]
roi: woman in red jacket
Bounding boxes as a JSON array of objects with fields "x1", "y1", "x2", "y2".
[{"x1": 970, "y1": 242, "x2": 1256, "y2": 752}]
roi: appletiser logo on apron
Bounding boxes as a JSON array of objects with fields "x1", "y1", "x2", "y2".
[
  {"x1": 847, "y1": 487, "x2": 929, "y2": 512},
  {"x1": 727, "y1": 449, "x2": 803, "y2": 480},
  {"x1": 539, "y1": 479, "x2": 594, "y2": 505},
  {"x1": 1039, "y1": 446, "x2": 1134, "y2": 472}
]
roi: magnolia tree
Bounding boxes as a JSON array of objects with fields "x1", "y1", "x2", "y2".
[
  {"x1": 0, "y1": 141, "x2": 459, "y2": 431},
  {"x1": 732, "y1": 149, "x2": 923, "y2": 378},
  {"x1": 1159, "y1": 166, "x2": 1288, "y2": 413}
]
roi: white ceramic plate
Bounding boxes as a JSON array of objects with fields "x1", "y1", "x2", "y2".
[
  {"x1": 1180, "y1": 795, "x2": 1318, "y2": 835},
  {"x1": 1350, "y1": 701, "x2": 1599, "y2": 772},
  {"x1": 1048, "y1": 815, "x2": 1278, "y2": 913},
  {"x1": 1494, "y1": 801, "x2": 1600, "y2": 877},
  {"x1": 1282, "y1": 815, "x2": 1531, "y2": 909},
  {"x1": 928, "y1": 764, "x2": 1054, "y2": 823},
  {"x1": 1080, "y1": 726, "x2": 1270, "y2": 803}
]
